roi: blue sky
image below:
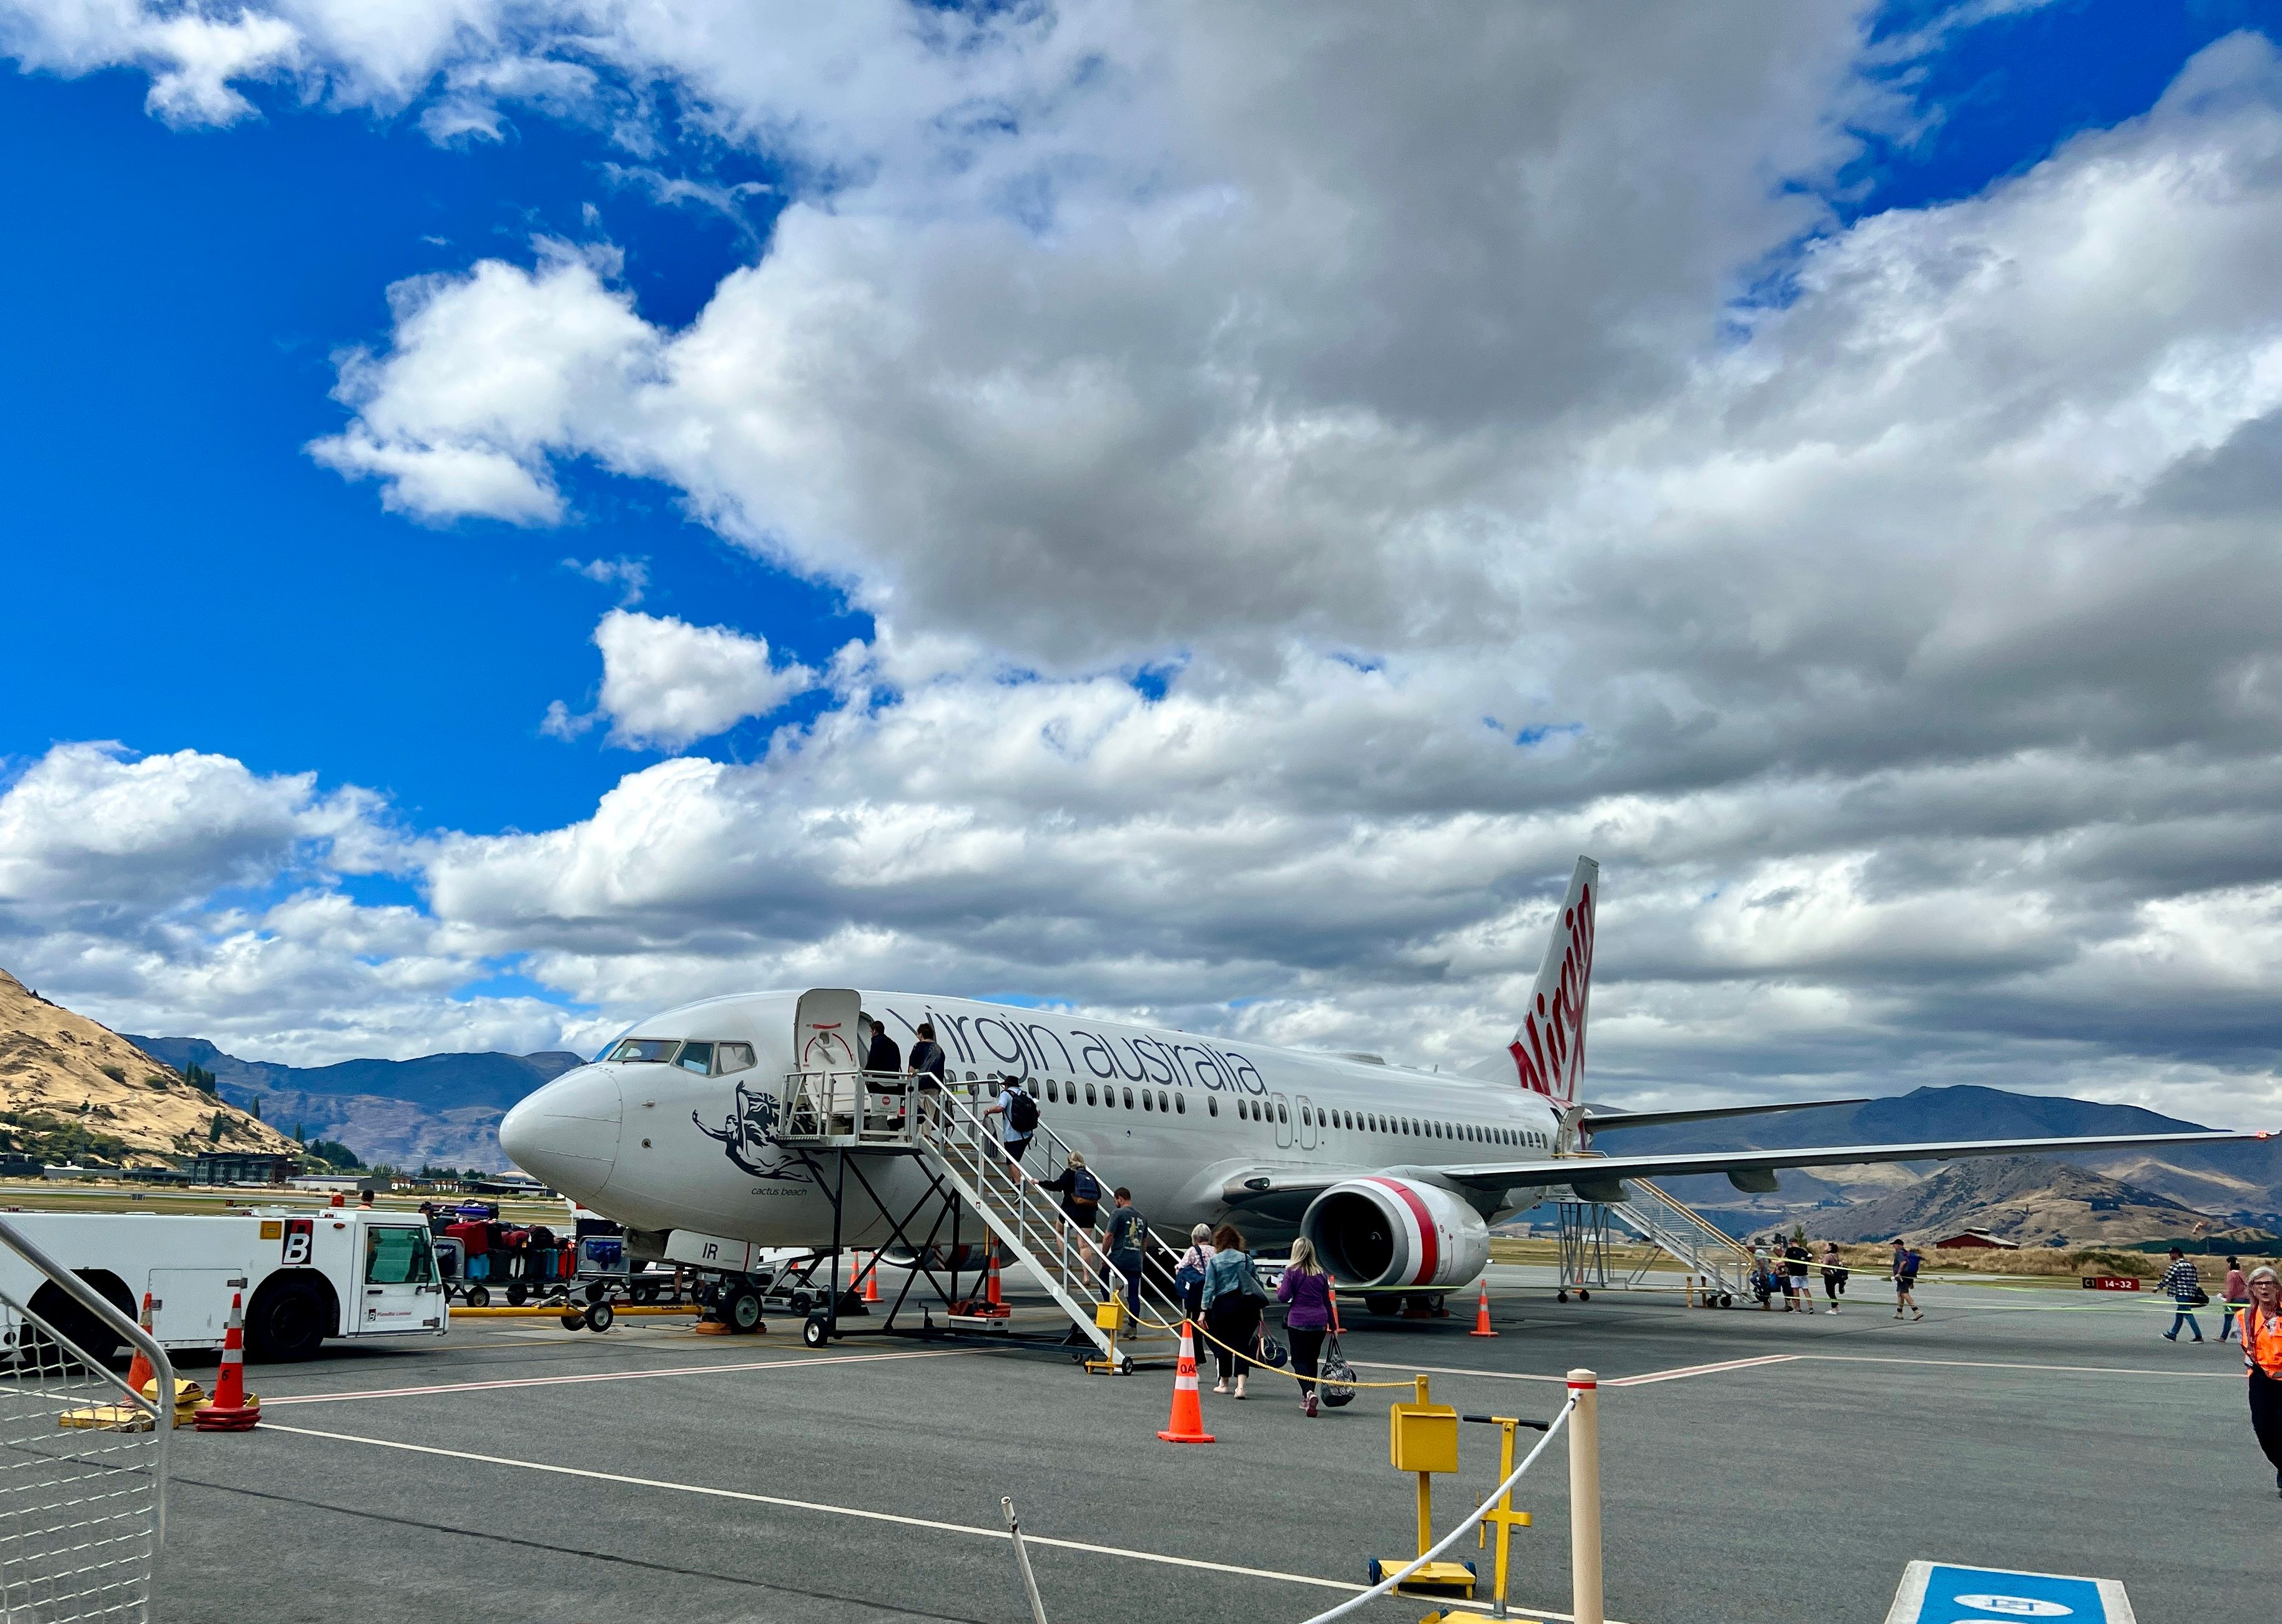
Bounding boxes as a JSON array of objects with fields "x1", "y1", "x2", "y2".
[{"x1": 3, "y1": 1, "x2": 2280, "y2": 1128}]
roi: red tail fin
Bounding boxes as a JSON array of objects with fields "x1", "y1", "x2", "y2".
[{"x1": 1506, "y1": 857, "x2": 1597, "y2": 1107}]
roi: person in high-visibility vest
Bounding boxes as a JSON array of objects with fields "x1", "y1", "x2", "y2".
[{"x1": 2240, "y1": 1266, "x2": 2282, "y2": 1497}]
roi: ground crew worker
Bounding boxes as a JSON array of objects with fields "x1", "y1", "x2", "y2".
[
  {"x1": 2240, "y1": 1266, "x2": 2282, "y2": 1495},
  {"x1": 2159, "y1": 1247, "x2": 2206, "y2": 1342}
]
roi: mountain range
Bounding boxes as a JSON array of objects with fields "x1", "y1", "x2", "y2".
[{"x1": 124, "y1": 1036, "x2": 584, "y2": 1171}]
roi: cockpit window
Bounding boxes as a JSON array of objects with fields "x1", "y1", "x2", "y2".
[
  {"x1": 607, "y1": 1038, "x2": 679, "y2": 1064},
  {"x1": 676, "y1": 1041, "x2": 715, "y2": 1075},
  {"x1": 716, "y1": 1043, "x2": 755, "y2": 1076}
]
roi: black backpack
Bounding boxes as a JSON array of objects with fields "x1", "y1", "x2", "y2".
[
  {"x1": 1008, "y1": 1090, "x2": 1040, "y2": 1134},
  {"x1": 1068, "y1": 1167, "x2": 1101, "y2": 1213}
]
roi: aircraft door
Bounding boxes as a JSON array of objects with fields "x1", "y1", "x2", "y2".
[
  {"x1": 1294, "y1": 1095, "x2": 1319, "y2": 1150},
  {"x1": 1272, "y1": 1091, "x2": 1293, "y2": 1149},
  {"x1": 794, "y1": 988, "x2": 863, "y2": 1124}
]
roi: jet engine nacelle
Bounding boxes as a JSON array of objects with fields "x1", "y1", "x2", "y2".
[{"x1": 1300, "y1": 1177, "x2": 1490, "y2": 1291}]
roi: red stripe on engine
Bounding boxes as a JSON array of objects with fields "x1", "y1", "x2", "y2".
[{"x1": 1367, "y1": 1177, "x2": 1440, "y2": 1287}]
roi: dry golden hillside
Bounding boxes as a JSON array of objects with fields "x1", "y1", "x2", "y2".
[{"x1": 0, "y1": 968, "x2": 298, "y2": 1168}]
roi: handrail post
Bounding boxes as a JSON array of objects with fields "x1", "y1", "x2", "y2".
[{"x1": 1566, "y1": 1368, "x2": 1601, "y2": 1624}]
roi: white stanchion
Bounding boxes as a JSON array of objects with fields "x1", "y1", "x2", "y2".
[{"x1": 1569, "y1": 1367, "x2": 1603, "y2": 1624}]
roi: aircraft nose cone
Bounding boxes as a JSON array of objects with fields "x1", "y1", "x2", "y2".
[{"x1": 499, "y1": 1065, "x2": 621, "y2": 1197}]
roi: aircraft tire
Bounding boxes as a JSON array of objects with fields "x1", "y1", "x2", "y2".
[
  {"x1": 721, "y1": 1286, "x2": 764, "y2": 1334},
  {"x1": 1362, "y1": 1294, "x2": 1400, "y2": 1316},
  {"x1": 801, "y1": 1313, "x2": 830, "y2": 1349}
]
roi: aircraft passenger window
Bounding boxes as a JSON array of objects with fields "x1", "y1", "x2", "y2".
[
  {"x1": 1158, "y1": 1090, "x2": 1169, "y2": 1112},
  {"x1": 1084, "y1": 1082, "x2": 1098, "y2": 1106},
  {"x1": 1208, "y1": 1097, "x2": 1218, "y2": 1116},
  {"x1": 1122, "y1": 1088, "x2": 1135, "y2": 1109},
  {"x1": 1300, "y1": 1106, "x2": 1311, "y2": 1127},
  {"x1": 606, "y1": 1038, "x2": 677, "y2": 1063},
  {"x1": 676, "y1": 1042, "x2": 714, "y2": 1076},
  {"x1": 1045, "y1": 1079, "x2": 1058, "y2": 1103},
  {"x1": 715, "y1": 1043, "x2": 755, "y2": 1076},
  {"x1": 1176, "y1": 1095, "x2": 1186, "y2": 1115},
  {"x1": 1142, "y1": 1090, "x2": 1154, "y2": 1111},
  {"x1": 1277, "y1": 1103, "x2": 1288, "y2": 1124}
]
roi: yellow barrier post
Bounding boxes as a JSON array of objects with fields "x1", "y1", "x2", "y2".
[
  {"x1": 1470, "y1": 1415, "x2": 1534, "y2": 1618},
  {"x1": 1382, "y1": 1376, "x2": 1474, "y2": 1610},
  {"x1": 1085, "y1": 1296, "x2": 1126, "y2": 1374},
  {"x1": 1568, "y1": 1368, "x2": 1602, "y2": 1624}
]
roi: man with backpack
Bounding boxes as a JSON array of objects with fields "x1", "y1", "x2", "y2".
[
  {"x1": 2159, "y1": 1246, "x2": 2208, "y2": 1342},
  {"x1": 983, "y1": 1075, "x2": 1040, "y2": 1166},
  {"x1": 1891, "y1": 1238, "x2": 1924, "y2": 1321}
]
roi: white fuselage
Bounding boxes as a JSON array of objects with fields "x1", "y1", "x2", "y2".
[{"x1": 499, "y1": 990, "x2": 1560, "y2": 1251}]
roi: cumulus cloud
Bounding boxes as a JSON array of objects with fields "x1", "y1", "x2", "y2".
[
  {"x1": 543, "y1": 609, "x2": 816, "y2": 750},
  {"x1": 9, "y1": 6, "x2": 2282, "y2": 1134}
]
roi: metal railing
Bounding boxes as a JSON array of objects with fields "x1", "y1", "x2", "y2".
[
  {"x1": 0, "y1": 1217, "x2": 172, "y2": 1623},
  {"x1": 1611, "y1": 1178, "x2": 1754, "y2": 1296}
]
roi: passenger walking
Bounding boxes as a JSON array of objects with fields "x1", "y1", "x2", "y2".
[
  {"x1": 1891, "y1": 1239, "x2": 1923, "y2": 1320},
  {"x1": 1103, "y1": 1188, "x2": 1149, "y2": 1314},
  {"x1": 2240, "y1": 1267, "x2": 2282, "y2": 1495},
  {"x1": 1173, "y1": 1224, "x2": 1216, "y2": 1333},
  {"x1": 1201, "y1": 1225, "x2": 1270, "y2": 1398},
  {"x1": 1279, "y1": 1238, "x2": 1336, "y2": 1417},
  {"x1": 1821, "y1": 1241, "x2": 1847, "y2": 1314},
  {"x1": 2222, "y1": 1256, "x2": 2250, "y2": 1344},
  {"x1": 2159, "y1": 1247, "x2": 2206, "y2": 1342},
  {"x1": 1041, "y1": 1153, "x2": 1102, "y2": 1229},
  {"x1": 860, "y1": 1013, "x2": 902, "y2": 1074},
  {"x1": 1752, "y1": 1241, "x2": 1774, "y2": 1309},
  {"x1": 983, "y1": 1075, "x2": 1038, "y2": 1166},
  {"x1": 1783, "y1": 1239, "x2": 1811, "y2": 1314},
  {"x1": 907, "y1": 1021, "x2": 947, "y2": 1133}
]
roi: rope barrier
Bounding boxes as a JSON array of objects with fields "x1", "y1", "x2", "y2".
[
  {"x1": 1292, "y1": 1392, "x2": 1578, "y2": 1624},
  {"x1": 1118, "y1": 1286, "x2": 1425, "y2": 1389}
]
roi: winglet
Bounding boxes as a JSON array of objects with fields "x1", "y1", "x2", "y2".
[{"x1": 1507, "y1": 857, "x2": 1597, "y2": 1108}]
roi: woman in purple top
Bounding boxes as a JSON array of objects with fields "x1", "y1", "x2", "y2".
[{"x1": 1278, "y1": 1238, "x2": 1337, "y2": 1418}]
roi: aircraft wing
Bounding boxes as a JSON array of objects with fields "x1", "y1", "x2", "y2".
[
  {"x1": 1219, "y1": 1128, "x2": 2266, "y2": 1208},
  {"x1": 1578, "y1": 1096, "x2": 1870, "y2": 1133}
]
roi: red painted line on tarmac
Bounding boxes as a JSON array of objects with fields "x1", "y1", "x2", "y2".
[{"x1": 262, "y1": 1346, "x2": 985, "y2": 1406}]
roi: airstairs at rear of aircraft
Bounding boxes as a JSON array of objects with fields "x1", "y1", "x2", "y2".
[
  {"x1": 1549, "y1": 1161, "x2": 1756, "y2": 1299},
  {"x1": 775, "y1": 1071, "x2": 1190, "y2": 1366}
]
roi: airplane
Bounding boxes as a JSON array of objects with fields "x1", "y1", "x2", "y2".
[{"x1": 499, "y1": 857, "x2": 2263, "y2": 1314}]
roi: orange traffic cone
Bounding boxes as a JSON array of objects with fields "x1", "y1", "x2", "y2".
[
  {"x1": 862, "y1": 1251, "x2": 879, "y2": 1304},
  {"x1": 1469, "y1": 1279, "x2": 1498, "y2": 1337},
  {"x1": 1156, "y1": 1321, "x2": 1216, "y2": 1444},
  {"x1": 194, "y1": 1292, "x2": 260, "y2": 1432},
  {"x1": 123, "y1": 1294, "x2": 155, "y2": 1395}
]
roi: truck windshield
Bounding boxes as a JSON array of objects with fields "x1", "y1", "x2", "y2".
[
  {"x1": 606, "y1": 1038, "x2": 679, "y2": 1063},
  {"x1": 366, "y1": 1225, "x2": 437, "y2": 1285}
]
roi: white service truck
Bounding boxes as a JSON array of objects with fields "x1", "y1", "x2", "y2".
[{"x1": 0, "y1": 1208, "x2": 449, "y2": 1363}]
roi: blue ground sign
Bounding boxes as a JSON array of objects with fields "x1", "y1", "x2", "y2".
[{"x1": 1886, "y1": 1562, "x2": 2135, "y2": 1624}]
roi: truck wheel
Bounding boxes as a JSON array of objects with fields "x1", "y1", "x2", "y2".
[
  {"x1": 247, "y1": 1282, "x2": 328, "y2": 1362},
  {"x1": 801, "y1": 1312, "x2": 830, "y2": 1349},
  {"x1": 633, "y1": 1281, "x2": 659, "y2": 1304},
  {"x1": 22, "y1": 1287, "x2": 119, "y2": 1371},
  {"x1": 721, "y1": 1287, "x2": 764, "y2": 1335},
  {"x1": 506, "y1": 1283, "x2": 529, "y2": 1307},
  {"x1": 787, "y1": 1290, "x2": 814, "y2": 1315},
  {"x1": 465, "y1": 1285, "x2": 490, "y2": 1308}
]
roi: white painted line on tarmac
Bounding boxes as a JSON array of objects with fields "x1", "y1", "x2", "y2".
[
  {"x1": 1353, "y1": 1361, "x2": 1570, "y2": 1384},
  {"x1": 1801, "y1": 1353, "x2": 2239, "y2": 1381},
  {"x1": 263, "y1": 1346, "x2": 988, "y2": 1406},
  {"x1": 1605, "y1": 1354, "x2": 1801, "y2": 1387}
]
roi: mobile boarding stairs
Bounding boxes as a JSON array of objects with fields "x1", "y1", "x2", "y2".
[
  {"x1": 1547, "y1": 1156, "x2": 1756, "y2": 1304},
  {"x1": 770, "y1": 1069, "x2": 1193, "y2": 1368}
]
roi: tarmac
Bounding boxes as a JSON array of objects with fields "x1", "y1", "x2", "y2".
[{"x1": 145, "y1": 1264, "x2": 2269, "y2": 1623}]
